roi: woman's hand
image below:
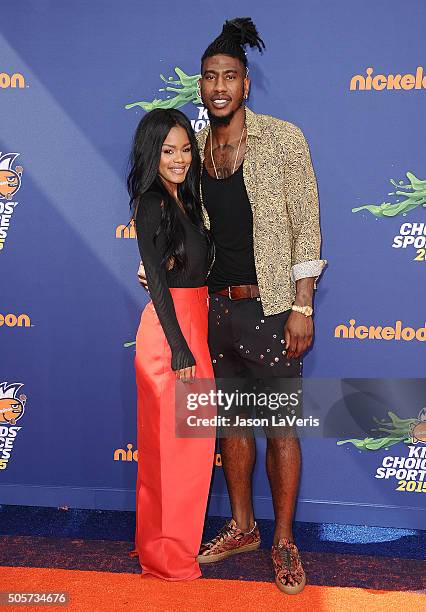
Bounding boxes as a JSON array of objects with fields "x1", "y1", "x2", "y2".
[
  {"x1": 137, "y1": 261, "x2": 148, "y2": 289},
  {"x1": 175, "y1": 365, "x2": 196, "y2": 383},
  {"x1": 138, "y1": 258, "x2": 174, "y2": 288}
]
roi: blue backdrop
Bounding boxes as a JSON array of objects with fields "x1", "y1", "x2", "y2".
[{"x1": 1, "y1": 0, "x2": 425, "y2": 529}]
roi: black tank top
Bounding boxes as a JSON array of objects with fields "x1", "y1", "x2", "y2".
[{"x1": 201, "y1": 163, "x2": 258, "y2": 292}]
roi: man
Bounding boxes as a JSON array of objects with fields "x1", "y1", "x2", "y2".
[{"x1": 139, "y1": 18, "x2": 326, "y2": 595}]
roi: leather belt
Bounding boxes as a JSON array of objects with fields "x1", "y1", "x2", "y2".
[{"x1": 213, "y1": 284, "x2": 260, "y2": 300}]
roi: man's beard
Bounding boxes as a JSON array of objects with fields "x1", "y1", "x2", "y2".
[{"x1": 207, "y1": 94, "x2": 245, "y2": 127}]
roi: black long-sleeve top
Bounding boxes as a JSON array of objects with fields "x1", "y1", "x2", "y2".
[{"x1": 135, "y1": 191, "x2": 210, "y2": 371}]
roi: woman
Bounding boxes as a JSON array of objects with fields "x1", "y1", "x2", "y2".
[{"x1": 127, "y1": 108, "x2": 215, "y2": 581}]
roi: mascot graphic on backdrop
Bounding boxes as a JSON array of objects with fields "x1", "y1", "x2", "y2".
[
  {"x1": 337, "y1": 408, "x2": 426, "y2": 494},
  {"x1": 0, "y1": 152, "x2": 23, "y2": 252},
  {"x1": 0, "y1": 153, "x2": 23, "y2": 200},
  {"x1": 337, "y1": 408, "x2": 426, "y2": 450},
  {"x1": 0, "y1": 382, "x2": 26, "y2": 425},
  {"x1": 0, "y1": 382, "x2": 27, "y2": 470},
  {"x1": 125, "y1": 67, "x2": 208, "y2": 133}
]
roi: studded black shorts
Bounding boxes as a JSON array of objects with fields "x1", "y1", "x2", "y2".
[
  {"x1": 208, "y1": 294, "x2": 303, "y2": 433},
  {"x1": 208, "y1": 294, "x2": 302, "y2": 378}
]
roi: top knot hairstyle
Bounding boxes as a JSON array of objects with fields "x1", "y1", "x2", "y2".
[{"x1": 201, "y1": 17, "x2": 265, "y2": 69}]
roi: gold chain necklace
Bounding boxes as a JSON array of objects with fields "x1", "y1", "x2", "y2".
[{"x1": 209, "y1": 124, "x2": 246, "y2": 179}]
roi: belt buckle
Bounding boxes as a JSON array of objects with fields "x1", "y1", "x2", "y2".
[{"x1": 228, "y1": 286, "x2": 234, "y2": 300}]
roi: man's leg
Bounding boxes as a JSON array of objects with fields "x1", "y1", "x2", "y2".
[
  {"x1": 232, "y1": 300, "x2": 306, "y2": 594},
  {"x1": 208, "y1": 295, "x2": 256, "y2": 530},
  {"x1": 220, "y1": 433, "x2": 256, "y2": 532},
  {"x1": 228, "y1": 300, "x2": 302, "y2": 543},
  {"x1": 197, "y1": 295, "x2": 261, "y2": 563},
  {"x1": 267, "y1": 429, "x2": 306, "y2": 596},
  {"x1": 266, "y1": 433, "x2": 301, "y2": 543}
]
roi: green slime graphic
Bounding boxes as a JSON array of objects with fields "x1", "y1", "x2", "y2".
[
  {"x1": 125, "y1": 68, "x2": 201, "y2": 111},
  {"x1": 337, "y1": 411, "x2": 416, "y2": 450},
  {"x1": 352, "y1": 172, "x2": 426, "y2": 217}
]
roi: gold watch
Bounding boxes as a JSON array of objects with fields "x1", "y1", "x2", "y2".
[{"x1": 291, "y1": 304, "x2": 313, "y2": 317}]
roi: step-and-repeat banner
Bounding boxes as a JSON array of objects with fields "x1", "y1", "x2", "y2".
[{"x1": 1, "y1": 1, "x2": 425, "y2": 528}]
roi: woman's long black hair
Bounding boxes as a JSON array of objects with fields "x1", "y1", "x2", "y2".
[{"x1": 127, "y1": 108, "x2": 213, "y2": 272}]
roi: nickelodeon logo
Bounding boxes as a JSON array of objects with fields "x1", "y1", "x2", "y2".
[
  {"x1": 0, "y1": 313, "x2": 31, "y2": 327},
  {"x1": 116, "y1": 220, "x2": 136, "y2": 239},
  {"x1": 114, "y1": 443, "x2": 222, "y2": 466},
  {"x1": 114, "y1": 443, "x2": 138, "y2": 461},
  {"x1": 335, "y1": 319, "x2": 426, "y2": 342},
  {"x1": 0, "y1": 73, "x2": 26, "y2": 89},
  {"x1": 350, "y1": 66, "x2": 425, "y2": 91}
]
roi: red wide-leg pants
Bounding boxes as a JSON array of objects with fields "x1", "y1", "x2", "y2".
[{"x1": 133, "y1": 287, "x2": 215, "y2": 581}]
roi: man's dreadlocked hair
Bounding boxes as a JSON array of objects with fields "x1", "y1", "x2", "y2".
[{"x1": 201, "y1": 17, "x2": 265, "y2": 70}]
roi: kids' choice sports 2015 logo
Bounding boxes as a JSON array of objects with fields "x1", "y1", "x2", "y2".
[
  {"x1": 0, "y1": 152, "x2": 23, "y2": 252},
  {"x1": 0, "y1": 382, "x2": 27, "y2": 470},
  {"x1": 338, "y1": 408, "x2": 426, "y2": 494},
  {"x1": 349, "y1": 68, "x2": 425, "y2": 260},
  {"x1": 351, "y1": 172, "x2": 426, "y2": 262},
  {"x1": 125, "y1": 66, "x2": 209, "y2": 133}
]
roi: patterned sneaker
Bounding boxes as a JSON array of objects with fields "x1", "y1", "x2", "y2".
[
  {"x1": 197, "y1": 518, "x2": 261, "y2": 564},
  {"x1": 271, "y1": 538, "x2": 306, "y2": 595}
]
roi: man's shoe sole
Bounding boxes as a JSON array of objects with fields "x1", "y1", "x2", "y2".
[
  {"x1": 197, "y1": 540, "x2": 261, "y2": 564},
  {"x1": 275, "y1": 572, "x2": 306, "y2": 595}
]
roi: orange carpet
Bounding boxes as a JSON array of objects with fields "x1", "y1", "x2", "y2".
[{"x1": 0, "y1": 567, "x2": 424, "y2": 611}]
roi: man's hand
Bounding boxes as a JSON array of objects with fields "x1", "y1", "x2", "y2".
[
  {"x1": 138, "y1": 261, "x2": 148, "y2": 290},
  {"x1": 284, "y1": 277, "x2": 315, "y2": 359},
  {"x1": 284, "y1": 311, "x2": 313, "y2": 359}
]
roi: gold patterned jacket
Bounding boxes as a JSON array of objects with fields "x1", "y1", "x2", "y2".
[{"x1": 196, "y1": 106, "x2": 327, "y2": 316}]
